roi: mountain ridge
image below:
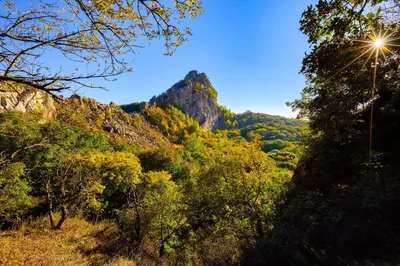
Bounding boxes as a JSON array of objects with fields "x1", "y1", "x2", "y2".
[{"x1": 0, "y1": 71, "x2": 303, "y2": 150}]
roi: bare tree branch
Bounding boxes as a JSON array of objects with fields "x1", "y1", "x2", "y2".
[{"x1": 0, "y1": 0, "x2": 203, "y2": 94}]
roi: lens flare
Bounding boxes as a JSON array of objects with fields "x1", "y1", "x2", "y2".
[
  {"x1": 374, "y1": 39, "x2": 384, "y2": 47},
  {"x1": 330, "y1": 27, "x2": 399, "y2": 81},
  {"x1": 329, "y1": 26, "x2": 399, "y2": 166}
]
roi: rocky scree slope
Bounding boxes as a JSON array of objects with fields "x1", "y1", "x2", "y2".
[
  {"x1": 0, "y1": 83, "x2": 167, "y2": 148},
  {"x1": 58, "y1": 95, "x2": 168, "y2": 148}
]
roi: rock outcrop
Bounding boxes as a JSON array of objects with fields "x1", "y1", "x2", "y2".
[
  {"x1": 0, "y1": 87, "x2": 56, "y2": 120},
  {"x1": 148, "y1": 70, "x2": 220, "y2": 130}
]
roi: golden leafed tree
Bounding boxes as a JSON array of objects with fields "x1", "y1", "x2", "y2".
[{"x1": 0, "y1": 0, "x2": 203, "y2": 95}]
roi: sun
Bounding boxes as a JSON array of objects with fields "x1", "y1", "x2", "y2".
[
  {"x1": 365, "y1": 28, "x2": 399, "y2": 58},
  {"x1": 330, "y1": 28, "x2": 399, "y2": 80},
  {"x1": 331, "y1": 26, "x2": 399, "y2": 165},
  {"x1": 374, "y1": 39, "x2": 384, "y2": 48}
]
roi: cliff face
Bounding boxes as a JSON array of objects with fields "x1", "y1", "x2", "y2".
[
  {"x1": 148, "y1": 70, "x2": 220, "y2": 130},
  {"x1": 0, "y1": 88, "x2": 56, "y2": 120}
]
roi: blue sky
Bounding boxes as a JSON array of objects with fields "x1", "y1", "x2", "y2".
[{"x1": 11, "y1": 0, "x2": 318, "y2": 118}]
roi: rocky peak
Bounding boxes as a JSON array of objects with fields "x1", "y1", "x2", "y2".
[{"x1": 148, "y1": 70, "x2": 220, "y2": 130}]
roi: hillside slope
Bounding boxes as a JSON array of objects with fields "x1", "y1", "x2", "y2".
[
  {"x1": 57, "y1": 95, "x2": 168, "y2": 148},
  {"x1": 0, "y1": 86, "x2": 168, "y2": 149}
]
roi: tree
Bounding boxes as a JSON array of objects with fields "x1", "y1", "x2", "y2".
[
  {"x1": 187, "y1": 144, "x2": 291, "y2": 264},
  {"x1": 142, "y1": 171, "x2": 187, "y2": 257},
  {"x1": 119, "y1": 171, "x2": 187, "y2": 258},
  {"x1": 0, "y1": 110, "x2": 109, "y2": 164},
  {"x1": 97, "y1": 151, "x2": 142, "y2": 218},
  {"x1": 44, "y1": 153, "x2": 105, "y2": 229},
  {"x1": 43, "y1": 151, "x2": 142, "y2": 229},
  {"x1": 289, "y1": 0, "x2": 400, "y2": 177},
  {"x1": 0, "y1": 160, "x2": 31, "y2": 225},
  {"x1": 0, "y1": 0, "x2": 203, "y2": 95},
  {"x1": 383, "y1": 0, "x2": 400, "y2": 24},
  {"x1": 139, "y1": 145, "x2": 191, "y2": 180},
  {"x1": 256, "y1": 2, "x2": 400, "y2": 264},
  {"x1": 0, "y1": 111, "x2": 46, "y2": 161}
]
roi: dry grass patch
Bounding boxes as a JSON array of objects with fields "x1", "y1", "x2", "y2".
[{"x1": 0, "y1": 216, "x2": 136, "y2": 266}]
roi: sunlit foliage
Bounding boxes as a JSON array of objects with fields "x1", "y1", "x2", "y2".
[{"x1": 0, "y1": 107, "x2": 295, "y2": 264}]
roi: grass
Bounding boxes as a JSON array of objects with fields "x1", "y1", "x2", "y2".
[{"x1": 0, "y1": 216, "x2": 136, "y2": 266}]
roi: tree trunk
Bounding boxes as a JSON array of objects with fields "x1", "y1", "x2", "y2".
[
  {"x1": 134, "y1": 212, "x2": 141, "y2": 245},
  {"x1": 46, "y1": 183, "x2": 55, "y2": 228},
  {"x1": 55, "y1": 205, "x2": 67, "y2": 230},
  {"x1": 159, "y1": 243, "x2": 165, "y2": 257},
  {"x1": 48, "y1": 201, "x2": 55, "y2": 228},
  {"x1": 256, "y1": 216, "x2": 264, "y2": 239}
]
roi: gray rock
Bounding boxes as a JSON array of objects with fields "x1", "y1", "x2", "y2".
[
  {"x1": 139, "y1": 102, "x2": 149, "y2": 113},
  {"x1": 110, "y1": 101, "x2": 118, "y2": 107},
  {"x1": 149, "y1": 70, "x2": 220, "y2": 130},
  {"x1": 0, "y1": 84, "x2": 56, "y2": 120}
]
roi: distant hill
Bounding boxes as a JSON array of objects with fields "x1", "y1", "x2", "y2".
[{"x1": 121, "y1": 70, "x2": 304, "y2": 155}]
